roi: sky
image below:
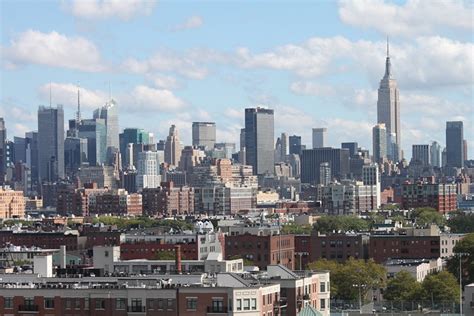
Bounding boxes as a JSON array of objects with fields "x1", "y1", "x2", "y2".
[{"x1": 1, "y1": 0, "x2": 473, "y2": 159}]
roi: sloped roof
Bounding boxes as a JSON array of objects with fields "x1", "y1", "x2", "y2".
[{"x1": 297, "y1": 305, "x2": 324, "y2": 316}]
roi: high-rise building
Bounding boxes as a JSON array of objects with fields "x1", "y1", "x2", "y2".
[
  {"x1": 119, "y1": 128, "x2": 150, "y2": 169},
  {"x1": 93, "y1": 99, "x2": 119, "y2": 161},
  {"x1": 245, "y1": 107, "x2": 275, "y2": 176},
  {"x1": 372, "y1": 123, "x2": 387, "y2": 163},
  {"x1": 301, "y1": 147, "x2": 350, "y2": 184},
  {"x1": 362, "y1": 164, "x2": 381, "y2": 208},
  {"x1": 319, "y1": 162, "x2": 331, "y2": 186},
  {"x1": 342, "y1": 142, "x2": 358, "y2": 157},
  {"x1": 463, "y1": 139, "x2": 468, "y2": 163},
  {"x1": 430, "y1": 141, "x2": 441, "y2": 168},
  {"x1": 38, "y1": 105, "x2": 65, "y2": 182},
  {"x1": 136, "y1": 151, "x2": 162, "y2": 191},
  {"x1": 312, "y1": 128, "x2": 327, "y2": 149},
  {"x1": 239, "y1": 128, "x2": 246, "y2": 164},
  {"x1": 13, "y1": 136, "x2": 26, "y2": 164},
  {"x1": 165, "y1": 125, "x2": 182, "y2": 166},
  {"x1": 446, "y1": 121, "x2": 464, "y2": 168},
  {"x1": 377, "y1": 40, "x2": 400, "y2": 161},
  {"x1": 192, "y1": 122, "x2": 216, "y2": 149},
  {"x1": 64, "y1": 137, "x2": 88, "y2": 176},
  {"x1": 0, "y1": 118, "x2": 6, "y2": 184},
  {"x1": 289, "y1": 135, "x2": 303, "y2": 155},
  {"x1": 25, "y1": 131, "x2": 39, "y2": 189},
  {"x1": 412, "y1": 145, "x2": 430, "y2": 166},
  {"x1": 280, "y1": 132, "x2": 288, "y2": 158},
  {"x1": 78, "y1": 118, "x2": 107, "y2": 166}
]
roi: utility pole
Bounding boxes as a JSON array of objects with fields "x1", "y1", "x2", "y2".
[{"x1": 459, "y1": 252, "x2": 469, "y2": 316}]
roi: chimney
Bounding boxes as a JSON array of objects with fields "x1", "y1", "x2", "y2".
[
  {"x1": 174, "y1": 245, "x2": 182, "y2": 274},
  {"x1": 59, "y1": 245, "x2": 67, "y2": 269}
]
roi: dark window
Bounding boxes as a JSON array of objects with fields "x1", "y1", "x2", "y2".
[
  {"x1": 186, "y1": 298, "x2": 197, "y2": 310},
  {"x1": 45, "y1": 298, "x2": 55, "y2": 309}
]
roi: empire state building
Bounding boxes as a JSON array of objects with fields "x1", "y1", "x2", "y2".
[{"x1": 377, "y1": 40, "x2": 401, "y2": 161}]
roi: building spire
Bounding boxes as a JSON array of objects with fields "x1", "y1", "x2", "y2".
[
  {"x1": 384, "y1": 37, "x2": 392, "y2": 78},
  {"x1": 76, "y1": 86, "x2": 81, "y2": 123}
]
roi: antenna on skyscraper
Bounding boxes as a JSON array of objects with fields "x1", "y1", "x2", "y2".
[
  {"x1": 108, "y1": 81, "x2": 112, "y2": 100},
  {"x1": 49, "y1": 82, "x2": 52, "y2": 107},
  {"x1": 386, "y1": 36, "x2": 389, "y2": 57},
  {"x1": 76, "y1": 85, "x2": 81, "y2": 123}
]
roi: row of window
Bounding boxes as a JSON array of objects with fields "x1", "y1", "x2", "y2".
[{"x1": 236, "y1": 298, "x2": 257, "y2": 311}]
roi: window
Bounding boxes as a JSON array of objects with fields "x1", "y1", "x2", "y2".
[
  {"x1": 4, "y1": 297, "x2": 13, "y2": 309},
  {"x1": 65, "y1": 298, "x2": 72, "y2": 309},
  {"x1": 131, "y1": 299, "x2": 143, "y2": 312},
  {"x1": 320, "y1": 282, "x2": 326, "y2": 293},
  {"x1": 186, "y1": 298, "x2": 197, "y2": 310},
  {"x1": 320, "y1": 299, "x2": 326, "y2": 309},
  {"x1": 251, "y1": 298, "x2": 257, "y2": 310},
  {"x1": 75, "y1": 299, "x2": 81, "y2": 309},
  {"x1": 95, "y1": 299, "x2": 105, "y2": 310},
  {"x1": 167, "y1": 299, "x2": 173, "y2": 310},
  {"x1": 24, "y1": 298, "x2": 35, "y2": 308},
  {"x1": 212, "y1": 299, "x2": 224, "y2": 313},
  {"x1": 116, "y1": 298, "x2": 126, "y2": 310},
  {"x1": 157, "y1": 299, "x2": 164, "y2": 310},
  {"x1": 236, "y1": 299, "x2": 242, "y2": 311},
  {"x1": 243, "y1": 299, "x2": 250, "y2": 310},
  {"x1": 84, "y1": 299, "x2": 89, "y2": 310},
  {"x1": 45, "y1": 298, "x2": 55, "y2": 309}
]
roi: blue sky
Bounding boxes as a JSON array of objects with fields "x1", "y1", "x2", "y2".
[{"x1": 1, "y1": 0, "x2": 473, "y2": 159}]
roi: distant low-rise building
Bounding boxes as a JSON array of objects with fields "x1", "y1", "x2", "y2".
[
  {"x1": 401, "y1": 182, "x2": 457, "y2": 212},
  {"x1": 142, "y1": 182, "x2": 194, "y2": 216},
  {"x1": 0, "y1": 187, "x2": 25, "y2": 218}
]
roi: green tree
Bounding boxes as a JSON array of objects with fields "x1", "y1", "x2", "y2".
[
  {"x1": 411, "y1": 207, "x2": 445, "y2": 227},
  {"x1": 421, "y1": 271, "x2": 459, "y2": 302},
  {"x1": 281, "y1": 223, "x2": 312, "y2": 235},
  {"x1": 384, "y1": 271, "x2": 423, "y2": 301},
  {"x1": 308, "y1": 258, "x2": 386, "y2": 301},
  {"x1": 446, "y1": 232, "x2": 474, "y2": 286},
  {"x1": 448, "y1": 212, "x2": 474, "y2": 233},
  {"x1": 153, "y1": 251, "x2": 176, "y2": 260},
  {"x1": 313, "y1": 216, "x2": 369, "y2": 234}
]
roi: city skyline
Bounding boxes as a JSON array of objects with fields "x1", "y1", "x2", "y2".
[{"x1": 0, "y1": 0, "x2": 473, "y2": 160}]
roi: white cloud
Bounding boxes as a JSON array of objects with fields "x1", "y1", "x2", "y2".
[
  {"x1": 148, "y1": 74, "x2": 179, "y2": 89},
  {"x1": 290, "y1": 81, "x2": 336, "y2": 96},
  {"x1": 38, "y1": 83, "x2": 107, "y2": 109},
  {"x1": 129, "y1": 85, "x2": 186, "y2": 112},
  {"x1": 236, "y1": 36, "x2": 473, "y2": 89},
  {"x1": 2, "y1": 30, "x2": 105, "y2": 72},
  {"x1": 338, "y1": 0, "x2": 473, "y2": 37},
  {"x1": 65, "y1": 0, "x2": 157, "y2": 20},
  {"x1": 122, "y1": 51, "x2": 208, "y2": 79},
  {"x1": 172, "y1": 15, "x2": 204, "y2": 31}
]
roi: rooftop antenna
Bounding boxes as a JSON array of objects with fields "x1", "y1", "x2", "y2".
[
  {"x1": 49, "y1": 82, "x2": 52, "y2": 107},
  {"x1": 386, "y1": 36, "x2": 389, "y2": 57},
  {"x1": 76, "y1": 85, "x2": 81, "y2": 123}
]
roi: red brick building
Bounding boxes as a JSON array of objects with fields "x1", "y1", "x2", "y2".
[
  {"x1": 294, "y1": 235, "x2": 311, "y2": 270},
  {"x1": 0, "y1": 231, "x2": 78, "y2": 251},
  {"x1": 142, "y1": 182, "x2": 194, "y2": 216},
  {"x1": 120, "y1": 242, "x2": 198, "y2": 260},
  {"x1": 401, "y1": 183, "x2": 457, "y2": 212},
  {"x1": 225, "y1": 233, "x2": 295, "y2": 270},
  {"x1": 309, "y1": 233, "x2": 369, "y2": 263},
  {"x1": 369, "y1": 235, "x2": 440, "y2": 263}
]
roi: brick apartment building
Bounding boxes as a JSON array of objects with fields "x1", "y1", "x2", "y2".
[
  {"x1": 294, "y1": 235, "x2": 311, "y2": 270},
  {"x1": 309, "y1": 233, "x2": 369, "y2": 263},
  {"x1": 0, "y1": 186, "x2": 25, "y2": 218},
  {"x1": 142, "y1": 182, "x2": 194, "y2": 216},
  {"x1": 369, "y1": 235, "x2": 441, "y2": 263},
  {"x1": 0, "y1": 231, "x2": 78, "y2": 251},
  {"x1": 225, "y1": 233, "x2": 295, "y2": 270},
  {"x1": 120, "y1": 242, "x2": 198, "y2": 260},
  {"x1": 401, "y1": 182, "x2": 457, "y2": 212}
]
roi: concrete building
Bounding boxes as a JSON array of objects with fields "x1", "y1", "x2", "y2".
[
  {"x1": 301, "y1": 148, "x2": 350, "y2": 184},
  {"x1": 37, "y1": 105, "x2": 65, "y2": 182},
  {"x1": 0, "y1": 187, "x2": 25, "y2": 218},
  {"x1": 377, "y1": 40, "x2": 401, "y2": 161},
  {"x1": 93, "y1": 99, "x2": 119, "y2": 161},
  {"x1": 164, "y1": 125, "x2": 182, "y2": 167},
  {"x1": 192, "y1": 122, "x2": 216, "y2": 149},
  {"x1": 78, "y1": 165, "x2": 119, "y2": 189},
  {"x1": 179, "y1": 146, "x2": 205, "y2": 172},
  {"x1": 136, "y1": 151, "x2": 162, "y2": 191},
  {"x1": 430, "y1": 141, "x2": 441, "y2": 168},
  {"x1": 245, "y1": 107, "x2": 275, "y2": 176},
  {"x1": 88, "y1": 189, "x2": 142, "y2": 216},
  {"x1": 372, "y1": 123, "x2": 387, "y2": 163},
  {"x1": 289, "y1": 135, "x2": 304, "y2": 155},
  {"x1": 362, "y1": 164, "x2": 381, "y2": 208},
  {"x1": 412, "y1": 144, "x2": 430, "y2": 166},
  {"x1": 319, "y1": 162, "x2": 331, "y2": 186},
  {"x1": 385, "y1": 258, "x2": 442, "y2": 282},
  {"x1": 312, "y1": 128, "x2": 327, "y2": 149},
  {"x1": 78, "y1": 118, "x2": 107, "y2": 166}
]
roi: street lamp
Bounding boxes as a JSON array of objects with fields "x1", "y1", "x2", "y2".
[
  {"x1": 458, "y1": 252, "x2": 469, "y2": 316},
  {"x1": 353, "y1": 283, "x2": 366, "y2": 314}
]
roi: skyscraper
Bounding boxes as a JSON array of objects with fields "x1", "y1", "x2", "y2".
[
  {"x1": 301, "y1": 147, "x2": 350, "y2": 184},
  {"x1": 430, "y1": 141, "x2": 441, "y2": 168},
  {"x1": 446, "y1": 121, "x2": 464, "y2": 168},
  {"x1": 372, "y1": 123, "x2": 387, "y2": 163},
  {"x1": 38, "y1": 105, "x2": 65, "y2": 182},
  {"x1": 289, "y1": 135, "x2": 303, "y2": 155},
  {"x1": 93, "y1": 99, "x2": 119, "y2": 161},
  {"x1": 342, "y1": 142, "x2": 358, "y2": 157},
  {"x1": 280, "y1": 132, "x2": 288, "y2": 158},
  {"x1": 119, "y1": 128, "x2": 150, "y2": 169},
  {"x1": 319, "y1": 162, "x2": 331, "y2": 186},
  {"x1": 0, "y1": 118, "x2": 6, "y2": 184},
  {"x1": 165, "y1": 125, "x2": 182, "y2": 166},
  {"x1": 463, "y1": 139, "x2": 468, "y2": 162},
  {"x1": 312, "y1": 128, "x2": 327, "y2": 149},
  {"x1": 245, "y1": 107, "x2": 275, "y2": 176},
  {"x1": 362, "y1": 164, "x2": 381, "y2": 208},
  {"x1": 192, "y1": 122, "x2": 216, "y2": 149},
  {"x1": 78, "y1": 119, "x2": 107, "y2": 166},
  {"x1": 377, "y1": 39, "x2": 400, "y2": 161},
  {"x1": 412, "y1": 144, "x2": 430, "y2": 166},
  {"x1": 136, "y1": 151, "x2": 162, "y2": 191}
]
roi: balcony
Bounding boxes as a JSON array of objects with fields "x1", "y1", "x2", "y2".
[
  {"x1": 206, "y1": 306, "x2": 227, "y2": 314},
  {"x1": 18, "y1": 304, "x2": 39, "y2": 312}
]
